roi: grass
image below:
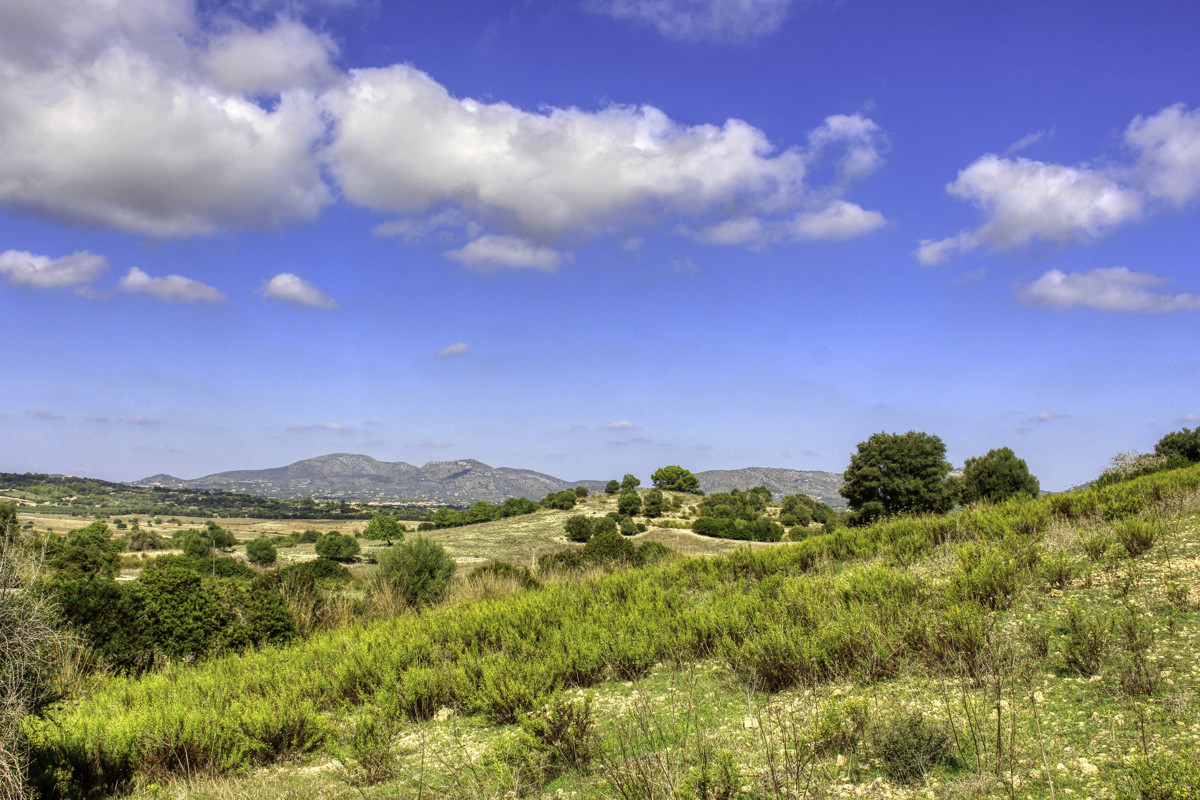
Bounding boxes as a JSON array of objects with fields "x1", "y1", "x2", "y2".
[{"x1": 22, "y1": 466, "x2": 1200, "y2": 799}]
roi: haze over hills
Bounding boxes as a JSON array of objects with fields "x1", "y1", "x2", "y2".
[{"x1": 134, "y1": 453, "x2": 846, "y2": 508}]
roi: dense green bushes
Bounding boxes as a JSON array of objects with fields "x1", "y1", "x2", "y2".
[{"x1": 369, "y1": 536, "x2": 456, "y2": 608}]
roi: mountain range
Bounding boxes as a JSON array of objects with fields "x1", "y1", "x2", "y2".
[{"x1": 134, "y1": 453, "x2": 845, "y2": 508}]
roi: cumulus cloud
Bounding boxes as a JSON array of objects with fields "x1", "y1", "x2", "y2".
[
  {"x1": 437, "y1": 342, "x2": 469, "y2": 357},
  {"x1": 0, "y1": 250, "x2": 108, "y2": 289},
  {"x1": 586, "y1": 0, "x2": 795, "y2": 42},
  {"x1": 117, "y1": 267, "x2": 226, "y2": 303},
  {"x1": 921, "y1": 105, "x2": 1200, "y2": 264},
  {"x1": 0, "y1": 2, "x2": 330, "y2": 237},
  {"x1": 325, "y1": 65, "x2": 886, "y2": 253},
  {"x1": 262, "y1": 273, "x2": 337, "y2": 308},
  {"x1": 444, "y1": 235, "x2": 566, "y2": 273},
  {"x1": 787, "y1": 201, "x2": 886, "y2": 241},
  {"x1": 1019, "y1": 267, "x2": 1200, "y2": 313},
  {"x1": 202, "y1": 17, "x2": 339, "y2": 95}
]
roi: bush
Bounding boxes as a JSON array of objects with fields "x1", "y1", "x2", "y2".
[
  {"x1": 582, "y1": 530, "x2": 638, "y2": 566},
  {"x1": 617, "y1": 490, "x2": 642, "y2": 517},
  {"x1": 298, "y1": 529, "x2": 322, "y2": 543},
  {"x1": 957, "y1": 446, "x2": 1040, "y2": 504},
  {"x1": 123, "y1": 528, "x2": 164, "y2": 551},
  {"x1": 1061, "y1": 600, "x2": 1108, "y2": 676},
  {"x1": 564, "y1": 514, "x2": 595, "y2": 543},
  {"x1": 371, "y1": 536, "x2": 456, "y2": 608},
  {"x1": 1115, "y1": 516, "x2": 1161, "y2": 557},
  {"x1": 245, "y1": 537, "x2": 277, "y2": 566},
  {"x1": 432, "y1": 507, "x2": 464, "y2": 528},
  {"x1": 468, "y1": 561, "x2": 540, "y2": 590},
  {"x1": 605, "y1": 480, "x2": 620, "y2": 494},
  {"x1": 146, "y1": 554, "x2": 256, "y2": 580},
  {"x1": 642, "y1": 489, "x2": 665, "y2": 517},
  {"x1": 872, "y1": 711, "x2": 955, "y2": 783},
  {"x1": 573, "y1": 486, "x2": 589, "y2": 499},
  {"x1": 314, "y1": 532, "x2": 360, "y2": 561},
  {"x1": 277, "y1": 558, "x2": 352, "y2": 584},
  {"x1": 205, "y1": 521, "x2": 235, "y2": 549},
  {"x1": 1116, "y1": 753, "x2": 1200, "y2": 800},
  {"x1": 499, "y1": 497, "x2": 539, "y2": 518},
  {"x1": 541, "y1": 490, "x2": 578, "y2": 511},
  {"x1": 620, "y1": 474, "x2": 640, "y2": 490}
]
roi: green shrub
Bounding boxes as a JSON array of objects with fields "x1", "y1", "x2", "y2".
[
  {"x1": 1115, "y1": 516, "x2": 1161, "y2": 557},
  {"x1": 277, "y1": 558, "x2": 352, "y2": 584},
  {"x1": 333, "y1": 709, "x2": 401, "y2": 787},
  {"x1": 245, "y1": 537, "x2": 277, "y2": 566},
  {"x1": 518, "y1": 694, "x2": 597, "y2": 780},
  {"x1": 314, "y1": 531, "x2": 360, "y2": 561},
  {"x1": 145, "y1": 554, "x2": 256, "y2": 580},
  {"x1": 872, "y1": 711, "x2": 955, "y2": 783},
  {"x1": 371, "y1": 536, "x2": 456, "y2": 608},
  {"x1": 123, "y1": 528, "x2": 164, "y2": 551},
  {"x1": 636, "y1": 541, "x2": 673, "y2": 565},
  {"x1": 564, "y1": 514, "x2": 594, "y2": 543},
  {"x1": 1060, "y1": 601, "x2": 1108, "y2": 676},
  {"x1": 298, "y1": 529, "x2": 322, "y2": 543},
  {"x1": 582, "y1": 529, "x2": 638, "y2": 566},
  {"x1": 1079, "y1": 528, "x2": 1114, "y2": 562},
  {"x1": 617, "y1": 489, "x2": 642, "y2": 517}
]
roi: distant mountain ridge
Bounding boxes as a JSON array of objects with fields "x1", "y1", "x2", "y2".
[{"x1": 134, "y1": 453, "x2": 845, "y2": 507}]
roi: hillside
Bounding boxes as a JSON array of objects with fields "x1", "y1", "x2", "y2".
[
  {"x1": 134, "y1": 454, "x2": 608, "y2": 504},
  {"x1": 696, "y1": 466, "x2": 845, "y2": 508},
  {"x1": 25, "y1": 463, "x2": 1200, "y2": 800}
]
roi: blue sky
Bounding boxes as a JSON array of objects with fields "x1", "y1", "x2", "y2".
[{"x1": 1, "y1": 0, "x2": 1198, "y2": 491}]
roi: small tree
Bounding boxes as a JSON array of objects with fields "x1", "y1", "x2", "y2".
[
  {"x1": 564, "y1": 515, "x2": 594, "y2": 543},
  {"x1": 177, "y1": 530, "x2": 215, "y2": 559},
  {"x1": 618, "y1": 489, "x2": 642, "y2": 517},
  {"x1": 604, "y1": 480, "x2": 620, "y2": 495},
  {"x1": 651, "y1": 465, "x2": 701, "y2": 494},
  {"x1": 840, "y1": 431, "x2": 953, "y2": 523},
  {"x1": 642, "y1": 489, "x2": 666, "y2": 518},
  {"x1": 957, "y1": 447, "x2": 1040, "y2": 505},
  {"x1": 245, "y1": 537, "x2": 278, "y2": 566},
  {"x1": 372, "y1": 536, "x2": 456, "y2": 608},
  {"x1": 364, "y1": 514, "x2": 405, "y2": 542},
  {"x1": 620, "y1": 474, "x2": 641, "y2": 491},
  {"x1": 315, "y1": 531, "x2": 360, "y2": 561},
  {"x1": 464, "y1": 502, "x2": 500, "y2": 525},
  {"x1": 205, "y1": 521, "x2": 236, "y2": 549}
]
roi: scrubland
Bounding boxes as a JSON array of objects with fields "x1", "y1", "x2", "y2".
[{"x1": 21, "y1": 466, "x2": 1200, "y2": 799}]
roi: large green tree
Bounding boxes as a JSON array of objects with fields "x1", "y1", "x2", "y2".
[
  {"x1": 1155, "y1": 427, "x2": 1200, "y2": 464},
  {"x1": 840, "y1": 431, "x2": 953, "y2": 522},
  {"x1": 363, "y1": 514, "x2": 405, "y2": 541},
  {"x1": 651, "y1": 465, "x2": 701, "y2": 494},
  {"x1": 957, "y1": 447, "x2": 1040, "y2": 505}
]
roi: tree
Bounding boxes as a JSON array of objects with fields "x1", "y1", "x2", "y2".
[
  {"x1": 205, "y1": 520, "x2": 235, "y2": 549},
  {"x1": 371, "y1": 536, "x2": 456, "y2": 608},
  {"x1": 574, "y1": 486, "x2": 589, "y2": 499},
  {"x1": 433, "y1": 507, "x2": 464, "y2": 528},
  {"x1": 245, "y1": 537, "x2": 278, "y2": 566},
  {"x1": 604, "y1": 480, "x2": 620, "y2": 495},
  {"x1": 840, "y1": 431, "x2": 953, "y2": 522},
  {"x1": 1155, "y1": 427, "x2": 1200, "y2": 464},
  {"x1": 651, "y1": 465, "x2": 701, "y2": 494},
  {"x1": 464, "y1": 502, "x2": 500, "y2": 525},
  {"x1": 314, "y1": 531, "x2": 360, "y2": 561},
  {"x1": 364, "y1": 514, "x2": 405, "y2": 542},
  {"x1": 642, "y1": 489, "x2": 666, "y2": 518},
  {"x1": 620, "y1": 474, "x2": 641, "y2": 491},
  {"x1": 957, "y1": 447, "x2": 1040, "y2": 505},
  {"x1": 618, "y1": 489, "x2": 642, "y2": 517}
]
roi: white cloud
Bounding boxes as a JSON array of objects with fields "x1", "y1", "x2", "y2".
[
  {"x1": 787, "y1": 201, "x2": 886, "y2": 241},
  {"x1": 117, "y1": 267, "x2": 226, "y2": 303},
  {"x1": 324, "y1": 65, "x2": 886, "y2": 249},
  {"x1": 444, "y1": 235, "x2": 566, "y2": 273},
  {"x1": 586, "y1": 0, "x2": 795, "y2": 42},
  {"x1": 1019, "y1": 267, "x2": 1200, "y2": 313},
  {"x1": 922, "y1": 105, "x2": 1200, "y2": 263},
  {"x1": 605, "y1": 420, "x2": 637, "y2": 430},
  {"x1": 288, "y1": 422, "x2": 352, "y2": 432},
  {"x1": 1175, "y1": 414, "x2": 1200, "y2": 425},
  {"x1": 1125, "y1": 103, "x2": 1200, "y2": 206},
  {"x1": 0, "y1": 3, "x2": 330, "y2": 237},
  {"x1": 262, "y1": 272, "x2": 337, "y2": 308},
  {"x1": 202, "y1": 17, "x2": 339, "y2": 95},
  {"x1": 1006, "y1": 128, "x2": 1052, "y2": 155},
  {"x1": 437, "y1": 342, "x2": 469, "y2": 357},
  {"x1": 1026, "y1": 411, "x2": 1068, "y2": 423},
  {"x1": 0, "y1": 249, "x2": 107, "y2": 289}
]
